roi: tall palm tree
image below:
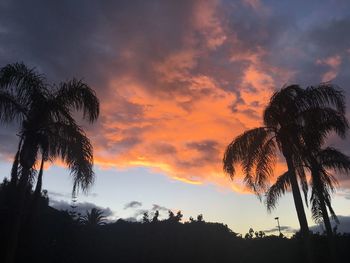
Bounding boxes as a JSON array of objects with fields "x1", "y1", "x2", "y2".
[
  {"x1": 223, "y1": 84, "x2": 346, "y2": 238},
  {"x1": 308, "y1": 148, "x2": 350, "y2": 237},
  {"x1": 0, "y1": 62, "x2": 100, "y2": 263},
  {"x1": 267, "y1": 147, "x2": 350, "y2": 237},
  {"x1": 80, "y1": 208, "x2": 107, "y2": 226}
]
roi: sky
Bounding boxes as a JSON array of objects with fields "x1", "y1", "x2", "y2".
[{"x1": 1, "y1": 0, "x2": 350, "y2": 235}]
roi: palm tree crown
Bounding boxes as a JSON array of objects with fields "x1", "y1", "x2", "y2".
[
  {"x1": 223, "y1": 84, "x2": 347, "y2": 237},
  {"x1": 0, "y1": 63, "x2": 100, "y2": 193},
  {"x1": 80, "y1": 208, "x2": 107, "y2": 226},
  {"x1": 1, "y1": 62, "x2": 100, "y2": 263}
]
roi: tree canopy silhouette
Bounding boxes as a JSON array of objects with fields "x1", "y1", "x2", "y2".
[
  {"x1": 223, "y1": 84, "x2": 347, "y2": 239},
  {"x1": 267, "y1": 147, "x2": 350, "y2": 238},
  {"x1": 0, "y1": 62, "x2": 100, "y2": 263},
  {"x1": 80, "y1": 208, "x2": 107, "y2": 226}
]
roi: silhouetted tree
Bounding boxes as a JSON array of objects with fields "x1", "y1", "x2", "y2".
[
  {"x1": 168, "y1": 210, "x2": 175, "y2": 222},
  {"x1": 255, "y1": 230, "x2": 266, "y2": 238},
  {"x1": 175, "y1": 211, "x2": 183, "y2": 222},
  {"x1": 1, "y1": 185, "x2": 348, "y2": 263},
  {"x1": 308, "y1": 149, "x2": 350, "y2": 238},
  {"x1": 268, "y1": 147, "x2": 350, "y2": 238},
  {"x1": 0, "y1": 63, "x2": 99, "y2": 263},
  {"x1": 80, "y1": 208, "x2": 107, "y2": 226},
  {"x1": 152, "y1": 210, "x2": 159, "y2": 223},
  {"x1": 245, "y1": 228, "x2": 255, "y2": 239},
  {"x1": 223, "y1": 84, "x2": 346, "y2": 238},
  {"x1": 68, "y1": 196, "x2": 79, "y2": 221},
  {"x1": 142, "y1": 212, "x2": 150, "y2": 223}
]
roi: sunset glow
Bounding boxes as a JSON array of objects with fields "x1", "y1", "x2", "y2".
[{"x1": 1, "y1": 0, "x2": 350, "y2": 236}]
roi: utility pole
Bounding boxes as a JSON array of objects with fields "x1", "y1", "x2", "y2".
[{"x1": 275, "y1": 217, "x2": 282, "y2": 236}]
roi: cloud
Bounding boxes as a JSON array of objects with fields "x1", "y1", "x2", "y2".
[
  {"x1": 151, "y1": 204, "x2": 169, "y2": 212},
  {"x1": 263, "y1": 225, "x2": 296, "y2": 235},
  {"x1": 50, "y1": 199, "x2": 114, "y2": 218},
  {"x1": 316, "y1": 55, "x2": 342, "y2": 82},
  {"x1": 1, "y1": 0, "x2": 350, "y2": 194},
  {"x1": 48, "y1": 190, "x2": 98, "y2": 199},
  {"x1": 310, "y1": 215, "x2": 350, "y2": 234},
  {"x1": 124, "y1": 201, "x2": 142, "y2": 210},
  {"x1": 337, "y1": 189, "x2": 350, "y2": 200},
  {"x1": 122, "y1": 203, "x2": 170, "y2": 222}
]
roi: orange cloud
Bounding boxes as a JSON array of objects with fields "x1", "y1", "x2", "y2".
[
  {"x1": 316, "y1": 55, "x2": 342, "y2": 82},
  {"x1": 90, "y1": 53, "x2": 291, "y2": 194},
  {"x1": 84, "y1": 0, "x2": 299, "y2": 194},
  {"x1": 27, "y1": 0, "x2": 292, "y2": 195}
]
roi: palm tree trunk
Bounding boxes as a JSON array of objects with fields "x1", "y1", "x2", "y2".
[
  {"x1": 10, "y1": 138, "x2": 23, "y2": 186},
  {"x1": 27, "y1": 156, "x2": 44, "y2": 226},
  {"x1": 310, "y1": 163, "x2": 333, "y2": 238},
  {"x1": 10, "y1": 151, "x2": 20, "y2": 186},
  {"x1": 5, "y1": 167, "x2": 30, "y2": 263},
  {"x1": 320, "y1": 198, "x2": 333, "y2": 237},
  {"x1": 317, "y1": 187, "x2": 336, "y2": 262},
  {"x1": 321, "y1": 200, "x2": 337, "y2": 263},
  {"x1": 284, "y1": 154, "x2": 313, "y2": 262},
  {"x1": 285, "y1": 157, "x2": 310, "y2": 236},
  {"x1": 33, "y1": 156, "x2": 44, "y2": 201}
]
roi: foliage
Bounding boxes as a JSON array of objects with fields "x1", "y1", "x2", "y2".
[
  {"x1": 80, "y1": 208, "x2": 107, "y2": 226},
  {"x1": 223, "y1": 84, "x2": 349, "y2": 238},
  {"x1": 0, "y1": 62, "x2": 100, "y2": 194},
  {"x1": 1, "y1": 180, "x2": 350, "y2": 263}
]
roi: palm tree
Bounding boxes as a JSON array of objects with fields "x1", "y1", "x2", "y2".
[
  {"x1": 308, "y1": 148, "x2": 350, "y2": 237},
  {"x1": 80, "y1": 208, "x2": 107, "y2": 226},
  {"x1": 267, "y1": 148, "x2": 350, "y2": 237},
  {"x1": 223, "y1": 84, "x2": 346, "y2": 238},
  {"x1": 0, "y1": 62, "x2": 100, "y2": 263}
]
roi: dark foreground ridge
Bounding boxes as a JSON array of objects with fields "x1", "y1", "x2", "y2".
[{"x1": 1, "y1": 183, "x2": 349, "y2": 263}]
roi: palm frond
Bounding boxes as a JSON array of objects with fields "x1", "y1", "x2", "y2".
[
  {"x1": 293, "y1": 154, "x2": 309, "y2": 207},
  {"x1": 310, "y1": 190, "x2": 323, "y2": 223},
  {"x1": 263, "y1": 85, "x2": 308, "y2": 127},
  {"x1": 302, "y1": 107, "x2": 349, "y2": 147},
  {"x1": 54, "y1": 79, "x2": 99, "y2": 122},
  {"x1": 81, "y1": 208, "x2": 107, "y2": 226},
  {"x1": 47, "y1": 121, "x2": 94, "y2": 194},
  {"x1": 223, "y1": 127, "x2": 277, "y2": 194},
  {"x1": 305, "y1": 83, "x2": 346, "y2": 115},
  {"x1": 254, "y1": 138, "x2": 276, "y2": 192},
  {"x1": 265, "y1": 171, "x2": 291, "y2": 212},
  {"x1": 318, "y1": 147, "x2": 350, "y2": 174},
  {"x1": 0, "y1": 90, "x2": 27, "y2": 123},
  {"x1": 0, "y1": 63, "x2": 47, "y2": 108},
  {"x1": 310, "y1": 164, "x2": 338, "y2": 224},
  {"x1": 324, "y1": 195, "x2": 339, "y2": 224},
  {"x1": 310, "y1": 178, "x2": 338, "y2": 224},
  {"x1": 223, "y1": 127, "x2": 272, "y2": 176}
]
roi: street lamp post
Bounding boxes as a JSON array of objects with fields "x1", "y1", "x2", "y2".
[{"x1": 275, "y1": 217, "x2": 282, "y2": 236}]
